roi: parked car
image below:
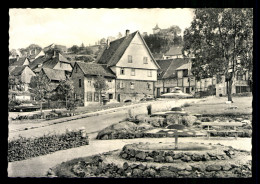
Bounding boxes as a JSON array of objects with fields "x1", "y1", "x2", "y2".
[
  {"x1": 160, "y1": 87, "x2": 193, "y2": 98},
  {"x1": 10, "y1": 103, "x2": 40, "y2": 112}
]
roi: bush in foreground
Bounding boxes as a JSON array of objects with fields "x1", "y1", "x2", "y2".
[{"x1": 8, "y1": 129, "x2": 89, "y2": 162}]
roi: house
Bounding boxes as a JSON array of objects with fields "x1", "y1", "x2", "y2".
[
  {"x1": 71, "y1": 61, "x2": 116, "y2": 106},
  {"x1": 215, "y1": 70, "x2": 251, "y2": 97},
  {"x1": 9, "y1": 65, "x2": 36, "y2": 91},
  {"x1": 9, "y1": 57, "x2": 30, "y2": 66},
  {"x1": 155, "y1": 58, "x2": 196, "y2": 97},
  {"x1": 38, "y1": 68, "x2": 67, "y2": 91},
  {"x1": 29, "y1": 55, "x2": 49, "y2": 74},
  {"x1": 96, "y1": 30, "x2": 160, "y2": 102},
  {"x1": 162, "y1": 46, "x2": 183, "y2": 59},
  {"x1": 42, "y1": 53, "x2": 72, "y2": 74}
]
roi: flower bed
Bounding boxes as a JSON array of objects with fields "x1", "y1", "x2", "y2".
[{"x1": 8, "y1": 129, "x2": 89, "y2": 162}]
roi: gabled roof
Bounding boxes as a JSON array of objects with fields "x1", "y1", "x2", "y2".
[
  {"x1": 41, "y1": 68, "x2": 66, "y2": 81},
  {"x1": 96, "y1": 31, "x2": 160, "y2": 68},
  {"x1": 164, "y1": 46, "x2": 183, "y2": 56},
  {"x1": 76, "y1": 62, "x2": 115, "y2": 78},
  {"x1": 176, "y1": 63, "x2": 190, "y2": 70},
  {"x1": 10, "y1": 57, "x2": 28, "y2": 66},
  {"x1": 29, "y1": 55, "x2": 48, "y2": 70},
  {"x1": 42, "y1": 55, "x2": 72, "y2": 71},
  {"x1": 9, "y1": 66, "x2": 26, "y2": 76},
  {"x1": 156, "y1": 58, "x2": 190, "y2": 79},
  {"x1": 58, "y1": 53, "x2": 69, "y2": 63}
]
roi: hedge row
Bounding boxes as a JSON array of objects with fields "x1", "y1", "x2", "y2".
[{"x1": 8, "y1": 130, "x2": 89, "y2": 162}]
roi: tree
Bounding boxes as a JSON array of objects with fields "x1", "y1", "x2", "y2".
[
  {"x1": 68, "y1": 45, "x2": 79, "y2": 54},
  {"x1": 9, "y1": 75, "x2": 22, "y2": 91},
  {"x1": 56, "y1": 79, "x2": 75, "y2": 108},
  {"x1": 29, "y1": 75, "x2": 52, "y2": 113},
  {"x1": 93, "y1": 75, "x2": 108, "y2": 104},
  {"x1": 183, "y1": 8, "x2": 253, "y2": 102},
  {"x1": 143, "y1": 34, "x2": 172, "y2": 54}
]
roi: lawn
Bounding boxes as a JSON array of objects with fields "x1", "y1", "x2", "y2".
[{"x1": 183, "y1": 96, "x2": 252, "y2": 116}]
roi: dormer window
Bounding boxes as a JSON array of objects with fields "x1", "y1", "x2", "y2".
[
  {"x1": 143, "y1": 57, "x2": 148, "y2": 64},
  {"x1": 128, "y1": 55, "x2": 132, "y2": 63}
]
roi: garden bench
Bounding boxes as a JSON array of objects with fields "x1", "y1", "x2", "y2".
[{"x1": 201, "y1": 122, "x2": 243, "y2": 139}]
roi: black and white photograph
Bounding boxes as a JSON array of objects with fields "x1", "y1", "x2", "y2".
[{"x1": 8, "y1": 8, "x2": 253, "y2": 178}]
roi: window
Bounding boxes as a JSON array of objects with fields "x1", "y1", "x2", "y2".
[
  {"x1": 88, "y1": 80, "x2": 92, "y2": 86},
  {"x1": 147, "y1": 83, "x2": 151, "y2": 90},
  {"x1": 128, "y1": 55, "x2": 132, "y2": 63},
  {"x1": 147, "y1": 70, "x2": 152, "y2": 77},
  {"x1": 79, "y1": 79, "x2": 82, "y2": 88},
  {"x1": 87, "y1": 92, "x2": 92, "y2": 101},
  {"x1": 120, "y1": 82, "x2": 125, "y2": 88},
  {"x1": 131, "y1": 69, "x2": 135, "y2": 76},
  {"x1": 183, "y1": 69, "x2": 188, "y2": 77},
  {"x1": 94, "y1": 92, "x2": 99, "y2": 102},
  {"x1": 108, "y1": 79, "x2": 112, "y2": 82},
  {"x1": 120, "y1": 68, "x2": 125, "y2": 75},
  {"x1": 143, "y1": 57, "x2": 148, "y2": 64},
  {"x1": 109, "y1": 94, "x2": 113, "y2": 99},
  {"x1": 130, "y1": 82, "x2": 134, "y2": 89}
]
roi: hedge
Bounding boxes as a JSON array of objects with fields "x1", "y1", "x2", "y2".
[{"x1": 8, "y1": 130, "x2": 89, "y2": 162}]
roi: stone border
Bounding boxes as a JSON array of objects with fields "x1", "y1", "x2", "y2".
[{"x1": 119, "y1": 142, "x2": 239, "y2": 163}]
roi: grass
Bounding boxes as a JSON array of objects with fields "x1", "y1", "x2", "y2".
[{"x1": 183, "y1": 96, "x2": 252, "y2": 116}]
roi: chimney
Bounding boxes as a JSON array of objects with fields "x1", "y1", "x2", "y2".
[
  {"x1": 106, "y1": 39, "x2": 110, "y2": 49},
  {"x1": 125, "y1": 30, "x2": 130, "y2": 37}
]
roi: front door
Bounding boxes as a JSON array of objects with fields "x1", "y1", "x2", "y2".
[{"x1": 117, "y1": 94, "x2": 120, "y2": 102}]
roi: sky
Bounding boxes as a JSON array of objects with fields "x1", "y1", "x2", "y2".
[{"x1": 9, "y1": 8, "x2": 195, "y2": 50}]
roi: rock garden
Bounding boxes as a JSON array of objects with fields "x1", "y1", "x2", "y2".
[
  {"x1": 96, "y1": 106, "x2": 252, "y2": 140},
  {"x1": 49, "y1": 141, "x2": 251, "y2": 178}
]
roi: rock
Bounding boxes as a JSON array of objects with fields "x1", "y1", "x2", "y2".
[
  {"x1": 129, "y1": 149, "x2": 135, "y2": 156},
  {"x1": 243, "y1": 124, "x2": 252, "y2": 129},
  {"x1": 132, "y1": 168, "x2": 143, "y2": 177},
  {"x1": 138, "y1": 164, "x2": 146, "y2": 170},
  {"x1": 130, "y1": 164, "x2": 138, "y2": 169},
  {"x1": 222, "y1": 164, "x2": 232, "y2": 171},
  {"x1": 202, "y1": 154, "x2": 211, "y2": 161},
  {"x1": 130, "y1": 158, "x2": 136, "y2": 162},
  {"x1": 191, "y1": 154, "x2": 202, "y2": 161},
  {"x1": 181, "y1": 155, "x2": 191, "y2": 162},
  {"x1": 191, "y1": 164, "x2": 206, "y2": 172},
  {"x1": 173, "y1": 153, "x2": 183, "y2": 159},
  {"x1": 154, "y1": 155, "x2": 165, "y2": 162},
  {"x1": 143, "y1": 168, "x2": 156, "y2": 177},
  {"x1": 178, "y1": 171, "x2": 191, "y2": 176},
  {"x1": 135, "y1": 152, "x2": 146, "y2": 160},
  {"x1": 159, "y1": 170, "x2": 177, "y2": 177},
  {"x1": 206, "y1": 164, "x2": 222, "y2": 171},
  {"x1": 123, "y1": 162, "x2": 129, "y2": 170},
  {"x1": 165, "y1": 156, "x2": 174, "y2": 163},
  {"x1": 146, "y1": 157, "x2": 154, "y2": 162},
  {"x1": 193, "y1": 120, "x2": 202, "y2": 126},
  {"x1": 168, "y1": 165, "x2": 186, "y2": 172},
  {"x1": 121, "y1": 153, "x2": 128, "y2": 159}
]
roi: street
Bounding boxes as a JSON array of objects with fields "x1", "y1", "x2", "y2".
[{"x1": 8, "y1": 98, "x2": 203, "y2": 140}]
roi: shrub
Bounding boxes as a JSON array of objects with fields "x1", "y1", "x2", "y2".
[{"x1": 8, "y1": 130, "x2": 89, "y2": 162}]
